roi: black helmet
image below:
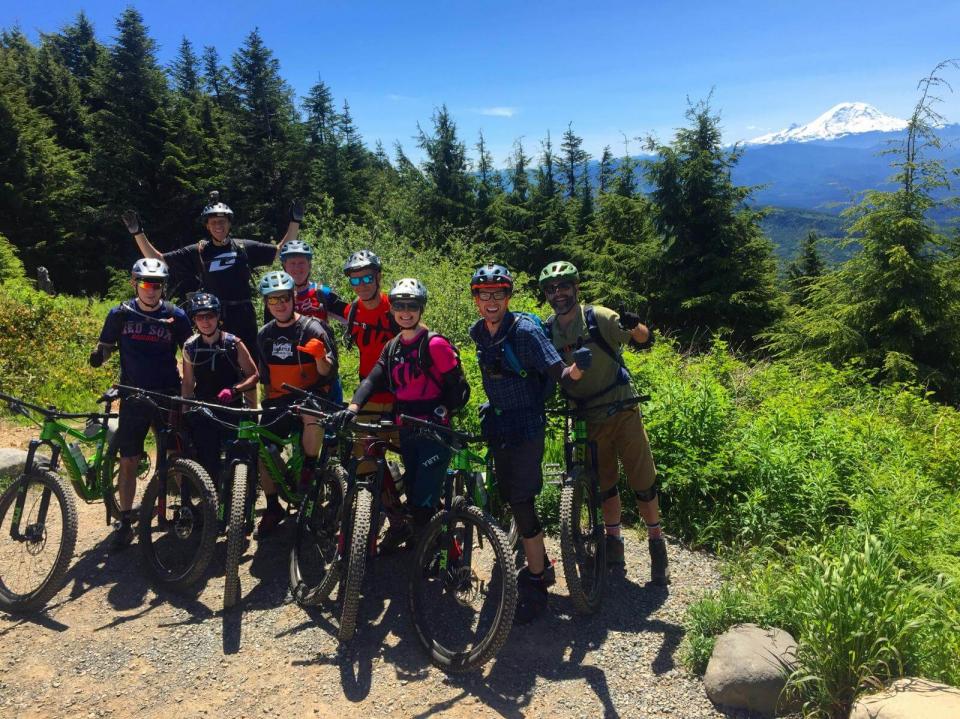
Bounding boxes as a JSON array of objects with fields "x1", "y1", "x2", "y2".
[
  {"x1": 389, "y1": 278, "x2": 428, "y2": 306},
  {"x1": 186, "y1": 292, "x2": 221, "y2": 319},
  {"x1": 200, "y1": 190, "x2": 234, "y2": 221},
  {"x1": 280, "y1": 240, "x2": 313, "y2": 262},
  {"x1": 470, "y1": 263, "x2": 513, "y2": 293},
  {"x1": 132, "y1": 258, "x2": 169, "y2": 281},
  {"x1": 343, "y1": 249, "x2": 382, "y2": 275}
]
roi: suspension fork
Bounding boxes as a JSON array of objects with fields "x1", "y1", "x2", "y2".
[{"x1": 10, "y1": 440, "x2": 55, "y2": 539}]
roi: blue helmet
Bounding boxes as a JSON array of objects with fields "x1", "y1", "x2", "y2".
[{"x1": 258, "y1": 271, "x2": 295, "y2": 296}]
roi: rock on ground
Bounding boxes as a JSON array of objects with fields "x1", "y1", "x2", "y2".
[
  {"x1": 703, "y1": 623, "x2": 797, "y2": 717},
  {"x1": 850, "y1": 677, "x2": 960, "y2": 719}
]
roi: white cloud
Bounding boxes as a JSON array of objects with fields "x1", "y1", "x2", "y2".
[
  {"x1": 477, "y1": 106, "x2": 518, "y2": 118},
  {"x1": 387, "y1": 93, "x2": 416, "y2": 102}
]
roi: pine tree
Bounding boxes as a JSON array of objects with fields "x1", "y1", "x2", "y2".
[
  {"x1": 302, "y1": 76, "x2": 341, "y2": 208},
  {"x1": 30, "y1": 39, "x2": 87, "y2": 150},
  {"x1": 337, "y1": 100, "x2": 370, "y2": 216},
  {"x1": 416, "y1": 104, "x2": 474, "y2": 232},
  {"x1": 559, "y1": 122, "x2": 588, "y2": 199},
  {"x1": 48, "y1": 12, "x2": 103, "y2": 98},
  {"x1": 201, "y1": 45, "x2": 230, "y2": 108},
  {"x1": 227, "y1": 28, "x2": 301, "y2": 235},
  {"x1": 475, "y1": 130, "x2": 501, "y2": 218},
  {"x1": 170, "y1": 37, "x2": 200, "y2": 100},
  {"x1": 598, "y1": 145, "x2": 615, "y2": 194},
  {"x1": 786, "y1": 230, "x2": 824, "y2": 303},
  {"x1": 615, "y1": 135, "x2": 638, "y2": 198},
  {"x1": 645, "y1": 99, "x2": 781, "y2": 346}
]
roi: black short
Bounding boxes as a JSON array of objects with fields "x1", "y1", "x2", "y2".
[
  {"x1": 259, "y1": 396, "x2": 300, "y2": 442},
  {"x1": 117, "y1": 390, "x2": 175, "y2": 458},
  {"x1": 490, "y1": 431, "x2": 546, "y2": 505}
]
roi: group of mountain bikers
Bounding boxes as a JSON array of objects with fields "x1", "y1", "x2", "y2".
[{"x1": 91, "y1": 192, "x2": 669, "y2": 626}]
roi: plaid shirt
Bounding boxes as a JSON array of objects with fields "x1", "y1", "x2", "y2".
[{"x1": 469, "y1": 312, "x2": 561, "y2": 442}]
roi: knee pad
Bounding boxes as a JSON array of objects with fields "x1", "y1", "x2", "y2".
[
  {"x1": 600, "y1": 485, "x2": 619, "y2": 502},
  {"x1": 510, "y1": 499, "x2": 542, "y2": 539},
  {"x1": 635, "y1": 483, "x2": 658, "y2": 503}
]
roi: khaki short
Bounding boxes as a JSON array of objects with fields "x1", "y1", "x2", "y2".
[
  {"x1": 587, "y1": 408, "x2": 656, "y2": 494},
  {"x1": 353, "y1": 401, "x2": 399, "y2": 473}
]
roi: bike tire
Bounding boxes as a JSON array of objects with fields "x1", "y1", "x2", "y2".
[
  {"x1": 137, "y1": 459, "x2": 218, "y2": 593},
  {"x1": 289, "y1": 464, "x2": 348, "y2": 606},
  {"x1": 102, "y1": 427, "x2": 160, "y2": 521},
  {"x1": 408, "y1": 504, "x2": 517, "y2": 673},
  {"x1": 559, "y1": 468, "x2": 607, "y2": 614},
  {"x1": 0, "y1": 470, "x2": 78, "y2": 614},
  {"x1": 223, "y1": 464, "x2": 249, "y2": 610},
  {"x1": 337, "y1": 486, "x2": 372, "y2": 642}
]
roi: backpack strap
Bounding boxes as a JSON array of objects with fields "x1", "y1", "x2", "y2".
[{"x1": 583, "y1": 305, "x2": 623, "y2": 366}]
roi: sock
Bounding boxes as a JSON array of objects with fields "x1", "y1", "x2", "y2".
[
  {"x1": 303, "y1": 455, "x2": 318, "y2": 471},
  {"x1": 646, "y1": 521, "x2": 663, "y2": 540},
  {"x1": 605, "y1": 522, "x2": 622, "y2": 539},
  {"x1": 266, "y1": 493, "x2": 281, "y2": 512}
]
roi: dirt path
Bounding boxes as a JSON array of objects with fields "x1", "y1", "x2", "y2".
[{"x1": 0, "y1": 435, "x2": 738, "y2": 719}]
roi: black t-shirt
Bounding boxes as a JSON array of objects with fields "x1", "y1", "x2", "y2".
[
  {"x1": 257, "y1": 315, "x2": 339, "y2": 400},
  {"x1": 163, "y1": 238, "x2": 276, "y2": 302},
  {"x1": 99, "y1": 300, "x2": 192, "y2": 389},
  {"x1": 184, "y1": 331, "x2": 244, "y2": 403}
]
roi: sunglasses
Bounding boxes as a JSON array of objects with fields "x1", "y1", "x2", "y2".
[
  {"x1": 349, "y1": 274, "x2": 377, "y2": 287},
  {"x1": 136, "y1": 280, "x2": 164, "y2": 291},
  {"x1": 390, "y1": 301, "x2": 422, "y2": 312},
  {"x1": 476, "y1": 290, "x2": 509, "y2": 301},
  {"x1": 192, "y1": 312, "x2": 218, "y2": 322},
  {"x1": 266, "y1": 294, "x2": 293, "y2": 306},
  {"x1": 543, "y1": 281, "x2": 574, "y2": 296}
]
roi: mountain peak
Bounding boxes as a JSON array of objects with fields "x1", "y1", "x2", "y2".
[{"x1": 749, "y1": 102, "x2": 907, "y2": 145}]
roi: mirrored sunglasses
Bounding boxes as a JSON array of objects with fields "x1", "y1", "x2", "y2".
[
  {"x1": 349, "y1": 274, "x2": 376, "y2": 287},
  {"x1": 266, "y1": 294, "x2": 293, "y2": 306},
  {"x1": 390, "y1": 300, "x2": 422, "y2": 312},
  {"x1": 136, "y1": 280, "x2": 164, "y2": 290}
]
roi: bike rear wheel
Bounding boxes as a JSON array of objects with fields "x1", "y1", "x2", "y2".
[
  {"x1": 0, "y1": 470, "x2": 78, "y2": 613},
  {"x1": 223, "y1": 464, "x2": 249, "y2": 610},
  {"x1": 138, "y1": 459, "x2": 218, "y2": 593},
  {"x1": 408, "y1": 503, "x2": 517, "y2": 673},
  {"x1": 337, "y1": 486, "x2": 372, "y2": 641},
  {"x1": 559, "y1": 469, "x2": 607, "y2": 614},
  {"x1": 289, "y1": 464, "x2": 347, "y2": 606}
]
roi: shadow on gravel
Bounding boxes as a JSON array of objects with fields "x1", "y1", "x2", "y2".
[
  {"x1": 411, "y1": 567, "x2": 676, "y2": 719},
  {"x1": 0, "y1": 611, "x2": 69, "y2": 635}
]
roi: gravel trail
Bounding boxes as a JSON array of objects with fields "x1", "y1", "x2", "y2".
[{"x1": 0, "y1": 434, "x2": 754, "y2": 718}]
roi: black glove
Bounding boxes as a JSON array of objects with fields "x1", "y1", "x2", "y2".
[
  {"x1": 618, "y1": 309, "x2": 642, "y2": 330},
  {"x1": 572, "y1": 346, "x2": 593, "y2": 370},
  {"x1": 88, "y1": 347, "x2": 104, "y2": 368},
  {"x1": 329, "y1": 408, "x2": 356, "y2": 430},
  {"x1": 121, "y1": 210, "x2": 143, "y2": 236},
  {"x1": 289, "y1": 199, "x2": 305, "y2": 224}
]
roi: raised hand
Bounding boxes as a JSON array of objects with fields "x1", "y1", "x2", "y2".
[
  {"x1": 121, "y1": 210, "x2": 143, "y2": 236},
  {"x1": 297, "y1": 338, "x2": 328, "y2": 361},
  {"x1": 289, "y1": 199, "x2": 305, "y2": 224},
  {"x1": 618, "y1": 309, "x2": 642, "y2": 330}
]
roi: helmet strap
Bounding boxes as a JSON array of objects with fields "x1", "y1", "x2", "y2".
[{"x1": 199, "y1": 325, "x2": 220, "y2": 340}]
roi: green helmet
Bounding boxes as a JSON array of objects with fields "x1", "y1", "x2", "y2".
[{"x1": 538, "y1": 260, "x2": 579, "y2": 286}]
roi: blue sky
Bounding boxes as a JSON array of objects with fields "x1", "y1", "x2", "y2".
[{"x1": 5, "y1": 1, "x2": 960, "y2": 166}]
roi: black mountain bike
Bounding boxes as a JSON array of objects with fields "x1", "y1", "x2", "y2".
[
  {"x1": 399, "y1": 414, "x2": 517, "y2": 673},
  {"x1": 548, "y1": 395, "x2": 645, "y2": 614}
]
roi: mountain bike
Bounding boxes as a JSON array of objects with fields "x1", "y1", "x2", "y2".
[
  {"x1": 398, "y1": 414, "x2": 517, "y2": 673},
  {"x1": 293, "y1": 402, "x2": 398, "y2": 642},
  {"x1": 547, "y1": 395, "x2": 645, "y2": 614}
]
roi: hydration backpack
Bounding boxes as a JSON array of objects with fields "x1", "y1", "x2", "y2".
[{"x1": 384, "y1": 331, "x2": 471, "y2": 413}]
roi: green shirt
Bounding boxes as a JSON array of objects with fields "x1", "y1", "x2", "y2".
[{"x1": 548, "y1": 304, "x2": 637, "y2": 424}]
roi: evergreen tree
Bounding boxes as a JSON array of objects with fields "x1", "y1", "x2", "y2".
[
  {"x1": 30, "y1": 39, "x2": 87, "y2": 150},
  {"x1": 201, "y1": 45, "x2": 230, "y2": 107},
  {"x1": 786, "y1": 230, "x2": 824, "y2": 303},
  {"x1": 337, "y1": 100, "x2": 370, "y2": 216},
  {"x1": 48, "y1": 12, "x2": 103, "y2": 98},
  {"x1": 302, "y1": 76, "x2": 341, "y2": 208},
  {"x1": 416, "y1": 104, "x2": 474, "y2": 232},
  {"x1": 227, "y1": 28, "x2": 301, "y2": 235},
  {"x1": 170, "y1": 37, "x2": 200, "y2": 99},
  {"x1": 598, "y1": 145, "x2": 615, "y2": 193},
  {"x1": 615, "y1": 135, "x2": 638, "y2": 198},
  {"x1": 485, "y1": 140, "x2": 536, "y2": 273},
  {"x1": 560, "y1": 122, "x2": 588, "y2": 199},
  {"x1": 475, "y1": 130, "x2": 501, "y2": 219},
  {"x1": 645, "y1": 99, "x2": 781, "y2": 346}
]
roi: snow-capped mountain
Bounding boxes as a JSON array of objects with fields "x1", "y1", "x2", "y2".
[{"x1": 749, "y1": 102, "x2": 907, "y2": 145}]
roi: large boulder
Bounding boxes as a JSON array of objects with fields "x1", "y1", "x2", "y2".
[
  {"x1": 850, "y1": 677, "x2": 960, "y2": 719},
  {"x1": 704, "y1": 623, "x2": 798, "y2": 717},
  {"x1": 0, "y1": 447, "x2": 30, "y2": 481}
]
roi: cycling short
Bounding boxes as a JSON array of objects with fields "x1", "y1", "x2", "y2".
[
  {"x1": 587, "y1": 408, "x2": 656, "y2": 494},
  {"x1": 259, "y1": 395, "x2": 301, "y2": 441},
  {"x1": 490, "y1": 430, "x2": 546, "y2": 505},
  {"x1": 117, "y1": 389, "x2": 176, "y2": 459}
]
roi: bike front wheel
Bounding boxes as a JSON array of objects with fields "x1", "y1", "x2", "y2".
[
  {"x1": 289, "y1": 464, "x2": 348, "y2": 606},
  {"x1": 138, "y1": 459, "x2": 218, "y2": 593},
  {"x1": 408, "y1": 504, "x2": 517, "y2": 673},
  {"x1": 336, "y1": 486, "x2": 372, "y2": 642},
  {"x1": 559, "y1": 469, "x2": 607, "y2": 614},
  {"x1": 223, "y1": 463, "x2": 250, "y2": 610},
  {"x1": 0, "y1": 470, "x2": 78, "y2": 613}
]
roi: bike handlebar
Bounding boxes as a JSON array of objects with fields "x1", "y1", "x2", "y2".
[
  {"x1": 0, "y1": 389, "x2": 108, "y2": 420},
  {"x1": 397, "y1": 414, "x2": 481, "y2": 445},
  {"x1": 280, "y1": 383, "x2": 346, "y2": 411}
]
